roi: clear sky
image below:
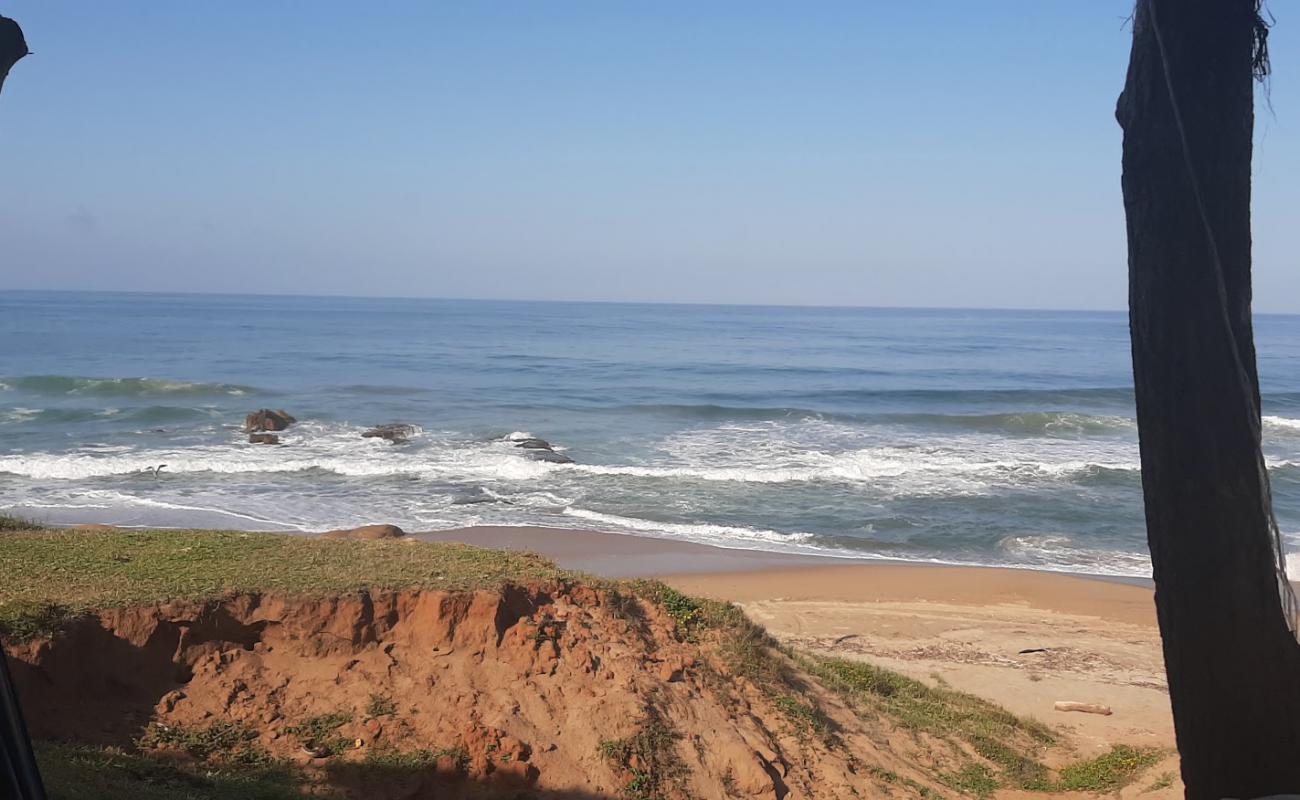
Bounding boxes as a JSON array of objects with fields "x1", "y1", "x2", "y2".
[{"x1": 1, "y1": 3, "x2": 1297, "y2": 310}]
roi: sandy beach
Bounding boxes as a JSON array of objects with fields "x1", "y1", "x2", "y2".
[{"x1": 420, "y1": 525, "x2": 1181, "y2": 791}]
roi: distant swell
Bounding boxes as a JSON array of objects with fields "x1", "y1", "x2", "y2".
[
  {"x1": 1, "y1": 405, "x2": 224, "y2": 425},
  {"x1": 1, "y1": 375, "x2": 258, "y2": 397}
]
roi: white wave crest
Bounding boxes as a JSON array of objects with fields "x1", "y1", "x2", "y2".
[
  {"x1": 0, "y1": 421, "x2": 562, "y2": 482},
  {"x1": 1265, "y1": 416, "x2": 1300, "y2": 434},
  {"x1": 1, "y1": 408, "x2": 42, "y2": 424},
  {"x1": 561, "y1": 506, "x2": 815, "y2": 548}
]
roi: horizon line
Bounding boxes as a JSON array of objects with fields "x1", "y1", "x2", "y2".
[
  {"x1": 0, "y1": 286, "x2": 1141, "y2": 315},
  {"x1": 7, "y1": 286, "x2": 1299, "y2": 318}
]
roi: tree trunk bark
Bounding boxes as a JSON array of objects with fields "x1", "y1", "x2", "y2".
[{"x1": 1118, "y1": 1, "x2": 1300, "y2": 796}]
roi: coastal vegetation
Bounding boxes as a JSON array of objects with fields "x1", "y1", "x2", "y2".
[{"x1": 1, "y1": 522, "x2": 1170, "y2": 798}]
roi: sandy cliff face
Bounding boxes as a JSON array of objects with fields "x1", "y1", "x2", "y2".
[{"x1": 7, "y1": 583, "x2": 955, "y2": 799}]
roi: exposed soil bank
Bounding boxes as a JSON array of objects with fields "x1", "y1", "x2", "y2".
[{"x1": 9, "y1": 581, "x2": 974, "y2": 799}]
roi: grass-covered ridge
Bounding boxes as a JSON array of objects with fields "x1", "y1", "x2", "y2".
[
  {"x1": 4, "y1": 523, "x2": 1167, "y2": 797},
  {"x1": 0, "y1": 525, "x2": 562, "y2": 639}
]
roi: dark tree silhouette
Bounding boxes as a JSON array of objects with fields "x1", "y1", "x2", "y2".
[
  {"x1": 0, "y1": 15, "x2": 26, "y2": 94},
  {"x1": 0, "y1": 17, "x2": 41, "y2": 800},
  {"x1": 1118, "y1": 1, "x2": 1300, "y2": 796}
]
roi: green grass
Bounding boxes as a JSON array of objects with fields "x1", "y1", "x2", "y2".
[
  {"x1": 866, "y1": 765, "x2": 946, "y2": 800},
  {"x1": 284, "y1": 711, "x2": 355, "y2": 757},
  {"x1": 598, "y1": 703, "x2": 687, "y2": 800},
  {"x1": 0, "y1": 527, "x2": 563, "y2": 639},
  {"x1": 137, "y1": 721, "x2": 271, "y2": 766},
  {"x1": 1056, "y1": 745, "x2": 1164, "y2": 792},
  {"x1": 804, "y1": 654, "x2": 1055, "y2": 791},
  {"x1": 940, "y1": 763, "x2": 999, "y2": 796},
  {"x1": 0, "y1": 513, "x2": 45, "y2": 532},
  {"x1": 36, "y1": 741, "x2": 308, "y2": 800},
  {"x1": 1143, "y1": 770, "x2": 1176, "y2": 792},
  {"x1": 363, "y1": 744, "x2": 467, "y2": 770},
  {"x1": 365, "y1": 692, "x2": 397, "y2": 719}
]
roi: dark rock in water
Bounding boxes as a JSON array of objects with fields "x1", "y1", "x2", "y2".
[
  {"x1": 502, "y1": 433, "x2": 574, "y2": 463},
  {"x1": 451, "y1": 488, "x2": 508, "y2": 506},
  {"x1": 245, "y1": 409, "x2": 297, "y2": 432},
  {"x1": 512, "y1": 437, "x2": 553, "y2": 450},
  {"x1": 249, "y1": 433, "x2": 280, "y2": 445},
  {"x1": 526, "y1": 449, "x2": 575, "y2": 465},
  {"x1": 362, "y1": 423, "x2": 418, "y2": 444},
  {"x1": 319, "y1": 524, "x2": 405, "y2": 541}
]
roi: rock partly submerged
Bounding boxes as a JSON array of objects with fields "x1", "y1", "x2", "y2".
[
  {"x1": 362, "y1": 423, "x2": 418, "y2": 444},
  {"x1": 503, "y1": 434, "x2": 575, "y2": 464},
  {"x1": 244, "y1": 409, "x2": 297, "y2": 433},
  {"x1": 248, "y1": 433, "x2": 280, "y2": 445}
]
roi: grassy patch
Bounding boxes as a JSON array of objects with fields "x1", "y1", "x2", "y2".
[
  {"x1": 138, "y1": 721, "x2": 271, "y2": 766},
  {"x1": 0, "y1": 514, "x2": 45, "y2": 532},
  {"x1": 356, "y1": 744, "x2": 467, "y2": 773},
  {"x1": 773, "y1": 693, "x2": 836, "y2": 739},
  {"x1": 364, "y1": 693, "x2": 397, "y2": 719},
  {"x1": 0, "y1": 528, "x2": 562, "y2": 640},
  {"x1": 36, "y1": 741, "x2": 307, "y2": 800},
  {"x1": 804, "y1": 654, "x2": 1054, "y2": 790},
  {"x1": 1056, "y1": 745, "x2": 1164, "y2": 792},
  {"x1": 598, "y1": 704, "x2": 687, "y2": 800},
  {"x1": 284, "y1": 711, "x2": 355, "y2": 757},
  {"x1": 0, "y1": 602, "x2": 84, "y2": 641},
  {"x1": 1143, "y1": 770, "x2": 1176, "y2": 792},
  {"x1": 866, "y1": 765, "x2": 946, "y2": 799},
  {"x1": 632, "y1": 583, "x2": 842, "y2": 741},
  {"x1": 940, "y1": 763, "x2": 999, "y2": 796},
  {"x1": 622, "y1": 580, "x2": 708, "y2": 639}
]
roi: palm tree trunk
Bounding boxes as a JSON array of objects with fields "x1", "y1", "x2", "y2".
[{"x1": 1118, "y1": 0, "x2": 1300, "y2": 795}]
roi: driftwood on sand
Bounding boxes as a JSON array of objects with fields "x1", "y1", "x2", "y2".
[{"x1": 1053, "y1": 700, "x2": 1113, "y2": 716}]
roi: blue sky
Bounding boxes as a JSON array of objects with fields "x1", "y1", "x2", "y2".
[{"x1": 1, "y1": 2, "x2": 1297, "y2": 310}]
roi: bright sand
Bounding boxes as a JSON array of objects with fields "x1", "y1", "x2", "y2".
[{"x1": 418, "y1": 525, "x2": 1179, "y2": 781}]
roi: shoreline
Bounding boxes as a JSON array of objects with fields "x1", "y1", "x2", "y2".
[{"x1": 415, "y1": 523, "x2": 1156, "y2": 588}]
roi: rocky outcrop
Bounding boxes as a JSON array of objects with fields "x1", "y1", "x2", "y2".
[
  {"x1": 244, "y1": 409, "x2": 296, "y2": 433},
  {"x1": 319, "y1": 524, "x2": 405, "y2": 541},
  {"x1": 510, "y1": 437, "x2": 553, "y2": 450},
  {"x1": 526, "y1": 449, "x2": 575, "y2": 464},
  {"x1": 504, "y1": 434, "x2": 575, "y2": 464},
  {"x1": 248, "y1": 433, "x2": 280, "y2": 445},
  {"x1": 362, "y1": 424, "x2": 418, "y2": 444}
]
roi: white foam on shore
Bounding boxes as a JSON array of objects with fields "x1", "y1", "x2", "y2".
[{"x1": 562, "y1": 506, "x2": 816, "y2": 549}]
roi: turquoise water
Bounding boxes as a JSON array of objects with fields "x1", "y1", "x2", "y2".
[{"x1": 4, "y1": 290, "x2": 1300, "y2": 576}]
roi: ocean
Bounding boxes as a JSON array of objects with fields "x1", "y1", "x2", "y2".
[{"x1": 3, "y1": 290, "x2": 1300, "y2": 578}]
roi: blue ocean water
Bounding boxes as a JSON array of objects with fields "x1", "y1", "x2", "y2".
[{"x1": 3, "y1": 290, "x2": 1300, "y2": 577}]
